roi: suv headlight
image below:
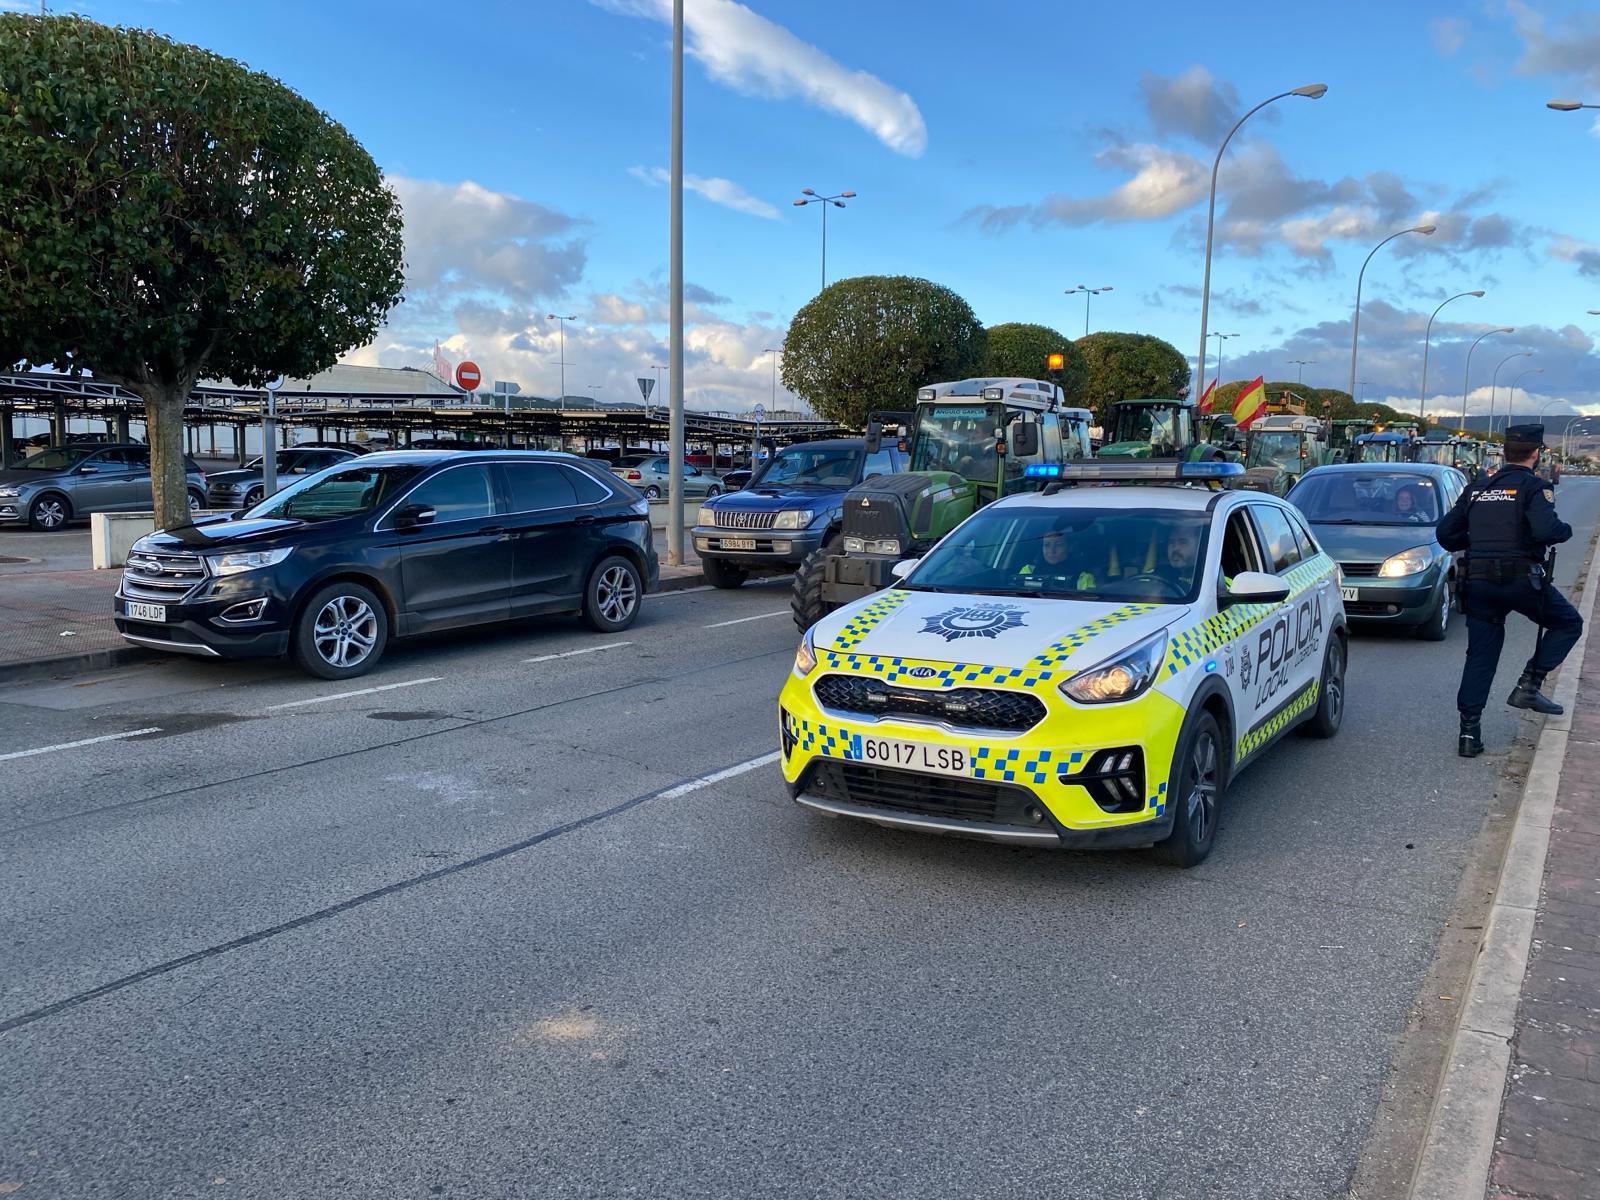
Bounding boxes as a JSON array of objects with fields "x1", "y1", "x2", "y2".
[
  {"x1": 208, "y1": 547, "x2": 293, "y2": 576},
  {"x1": 696, "y1": 505, "x2": 716, "y2": 527},
  {"x1": 773, "y1": 509, "x2": 815, "y2": 530},
  {"x1": 1378, "y1": 546, "x2": 1432, "y2": 578},
  {"x1": 1061, "y1": 628, "x2": 1169, "y2": 705},
  {"x1": 0, "y1": 485, "x2": 20, "y2": 498},
  {"x1": 793, "y1": 628, "x2": 819, "y2": 676}
]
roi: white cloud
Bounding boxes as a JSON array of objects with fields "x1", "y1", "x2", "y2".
[
  {"x1": 593, "y1": 0, "x2": 927, "y2": 156},
  {"x1": 629, "y1": 164, "x2": 779, "y2": 218},
  {"x1": 1508, "y1": 0, "x2": 1600, "y2": 92},
  {"x1": 1138, "y1": 67, "x2": 1241, "y2": 143},
  {"x1": 1429, "y1": 16, "x2": 1468, "y2": 57}
]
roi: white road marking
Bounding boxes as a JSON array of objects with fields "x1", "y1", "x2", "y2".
[
  {"x1": 0, "y1": 727, "x2": 161, "y2": 762},
  {"x1": 658, "y1": 751, "x2": 780, "y2": 799},
  {"x1": 265, "y1": 677, "x2": 442, "y2": 711},
  {"x1": 703, "y1": 610, "x2": 789, "y2": 629},
  {"x1": 523, "y1": 641, "x2": 634, "y2": 664},
  {"x1": 654, "y1": 585, "x2": 714, "y2": 597}
]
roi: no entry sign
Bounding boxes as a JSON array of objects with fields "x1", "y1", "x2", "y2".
[{"x1": 455, "y1": 361, "x2": 482, "y2": 390}]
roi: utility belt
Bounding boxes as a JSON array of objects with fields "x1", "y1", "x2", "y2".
[{"x1": 1463, "y1": 556, "x2": 1545, "y2": 587}]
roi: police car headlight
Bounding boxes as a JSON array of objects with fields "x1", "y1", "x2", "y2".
[
  {"x1": 1061, "y1": 628, "x2": 1169, "y2": 705},
  {"x1": 773, "y1": 509, "x2": 815, "y2": 530},
  {"x1": 793, "y1": 628, "x2": 819, "y2": 677},
  {"x1": 1378, "y1": 546, "x2": 1432, "y2": 578}
]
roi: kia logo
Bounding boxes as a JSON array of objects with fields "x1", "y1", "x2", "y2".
[{"x1": 908, "y1": 666, "x2": 937, "y2": 679}]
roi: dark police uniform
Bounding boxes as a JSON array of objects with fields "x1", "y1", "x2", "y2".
[{"x1": 1437, "y1": 424, "x2": 1582, "y2": 756}]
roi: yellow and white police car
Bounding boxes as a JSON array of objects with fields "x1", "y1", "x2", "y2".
[{"x1": 779, "y1": 461, "x2": 1347, "y2": 865}]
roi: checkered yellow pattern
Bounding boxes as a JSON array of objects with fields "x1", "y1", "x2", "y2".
[
  {"x1": 831, "y1": 589, "x2": 911, "y2": 650},
  {"x1": 784, "y1": 712, "x2": 864, "y2": 760},
  {"x1": 971, "y1": 747, "x2": 1088, "y2": 785},
  {"x1": 1165, "y1": 554, "x2": 1333, "y2": 677},
  {"x1": 1235, "y1": 679, "x2": 1320, "y2": 760}
]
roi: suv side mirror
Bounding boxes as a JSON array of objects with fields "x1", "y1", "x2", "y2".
[
  {"x1": 1009, "y1": 420, "x2": 1040, "y2": 457},
  {"x1": 394, "y1": 503, "x2": 437, "y2": 529},
  {"x1": 1221, "y1": 570, "x2": 1290, "y2": 607},
  {"x1": 863, "y1": 421, "x2": 883, "y2": 454}
]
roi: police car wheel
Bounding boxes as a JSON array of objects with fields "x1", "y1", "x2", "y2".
[
  {"x1": 1299, "y1": 635, "x2": 1346, "y2": 739},
  {"x1": 1153, "y1": 711, "x2": 1225, "y2": 868}
]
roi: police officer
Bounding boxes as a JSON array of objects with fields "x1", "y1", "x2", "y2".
[{"x1": 1438, "y1": 424, "x2": 1583, "y2": 757}]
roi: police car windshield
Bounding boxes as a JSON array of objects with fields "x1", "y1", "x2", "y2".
[
  {"x1": 903, "y1": 507, "x2": 1211, "y2": 605},
  {"x1": 1289, "y1": 471, "x2": 1441, "y2": 525}
]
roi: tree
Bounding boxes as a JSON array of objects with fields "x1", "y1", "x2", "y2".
[
  {"x1": 0, "y1": 16, "x2": 405, "y2": 528},
  {"x1": 1074, "y1": 332, "x2": 1190, "y2": 425},
  {"x1": 981, "y1": 322, "x2": 1087, "y2": 403},
  {"x1": 781, "y1": 276, "x2": 985, "y2": 427}
]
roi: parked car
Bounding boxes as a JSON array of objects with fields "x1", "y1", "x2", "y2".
[
  {"x1": 206, "y1": 446, "x2": 360, "y2": 508},
  {"x1": 691, "y1": 438, "x2": 905, "y2": 588},
  {"x1": 1287, "y1": 462, "x2": 1466, "y2": 640},
  {"x1": 610, "y1": 455, "x2": 723, "y2": 499},
  {"x1": 719, "y1": 466, "x2": 756, "y2": 491},
  {"x1": 0, "y1": 444, "x2": 207, "y2": 530},
  {"x1": 113, "y1": 450, "x2": 658, "y2": 678},
  {"x1": 293, "y1": 440, "x2": 370, "y2": 455},
  {"x1": 406, "y1": 438, "x2": 493, "y2": 451}
]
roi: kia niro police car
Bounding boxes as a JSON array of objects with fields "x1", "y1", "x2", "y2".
[{"x1": 779, "y1": 461, "x2": 1347, "y2": 866}]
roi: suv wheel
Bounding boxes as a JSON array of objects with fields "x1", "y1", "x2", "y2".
[
  {"x1": 28, "y1": 494, "x2": 69, "y2": 530},
  {"x1": 292, "y1": 581, "x2": 388, "y2": 679},
  {"x1": 187, "y1": 489, "x2": 204, "y2": 514},
  {"x1": 1153, "y1": 711, "x2": 1226, "y2": 868},
  {"x1": 583, "y1": 555, "x2": 643, "y2": 632},
  {"x1": 702, "y1": 557, "x2": 749, "y2": 589}
]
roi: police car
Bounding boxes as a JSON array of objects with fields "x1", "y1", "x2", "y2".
[{"x1": 779, "y1": 462, "x2": 1347, "y2": 866}]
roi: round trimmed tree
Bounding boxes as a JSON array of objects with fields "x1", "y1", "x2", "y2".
[
  {"x1": 0, "y1": 15, "x2": 405, "y2": 528},
  {"x1": 1075, "y1": 331, "x2": 1190, "y2": 425},
  {"x1": 981, "y1": 322, "x2": 1087, "y2": 403}
]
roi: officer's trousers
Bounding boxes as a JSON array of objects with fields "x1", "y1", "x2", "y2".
[{"x1": 1456, "y1": 578, "x2": 1585, "y2": 715}]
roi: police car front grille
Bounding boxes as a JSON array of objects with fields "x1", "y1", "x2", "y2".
[
  {"x1": 805, "y1": 760, "x2": 1033, "y2": 825},
  {"x1": 1340, "y1": 561, "x2": 1381, "y2": 577},
  {"x1": 813, "y1": 674, "x2": 1046, "y2": 732},
  {"x1": 715, "y1": 510, "x2": 777, "y2": 530}
]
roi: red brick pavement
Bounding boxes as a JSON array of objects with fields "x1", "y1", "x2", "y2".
[{"x1": 1489, "y1": 625, "x2": 1600, "y2": 1198}]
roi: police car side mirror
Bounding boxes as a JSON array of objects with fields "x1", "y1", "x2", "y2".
[
  {"x1": 890, "y1": 559, "x2": 916, "y2": 581},
  {"x1": 1221, "y1": 570, "x2": 1289, "y2": 607},
  {"x1": 863, "y1": 421, "x2": 883, "y2": 454}
]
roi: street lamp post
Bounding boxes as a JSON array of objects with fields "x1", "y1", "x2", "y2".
[
  {"x1": 793, "y1": 189, "x2": 856, "y2": 291},
  {"x1": 1065, "y1": 285, "x2": 1113, "y2": 337},
  {"x1": 1505, "y1": 367, "x2": 1543, "y2": 432},
  {"x1": 1348, "y1": 224, "x2": 1437, "y2": 401},
  {"x1": 1195, "y1": 83, "x2": 1328, "y2": 401},
  {"x1": 1288, "y1": 358, "x2": 1316, "y2": 384},
  {"x1": 668, "y1": 0, "x2": 685, "y2": 565},
  {"x1": 1461, "y1": 326, "x2": 1514, "y2": 428},
  {"x1": 1359, "y1": 381, "x2": 1372, "y2": 402},
  {"x1": 1208, "y1": 331, "x2": 1238, "y2": 385},
  {"x1": 1489, "y1": 351, "x2": 1533, "y2": 439},
  {"x1": 546, "y1": 313, "x2": 576, "y2": 402},
  {"x1": 1419, "y1": 289, "x2": 1485, "y2": 425},
  {"x1": 762, "y1": 348, "x2": 778, "y2": 410}
]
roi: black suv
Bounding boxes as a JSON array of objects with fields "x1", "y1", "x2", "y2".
[{"x1": 113, "y1": 451, "x2": 659, "y2": 678}]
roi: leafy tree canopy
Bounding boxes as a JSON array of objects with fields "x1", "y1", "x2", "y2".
[
  {"x1": 1074, "y1": 331, "x2": 1190, "y2": 425},
  {"x1": 981, "y1": 322, "x2": 1087, "y2": 403},
  {"x1": 0, "y1": 15, "x2": 405, "y2": 525},
  {"x1": 781, "y1": 275, "x2": 985, "y2": 428}
]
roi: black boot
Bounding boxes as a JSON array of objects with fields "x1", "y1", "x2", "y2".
[
  {"x1": 1458, "y1": 713, "x2": 1484, "y2": 758},
  {"x1": 1507, "y1": 671, "x2": 1563, "y2": 715}
]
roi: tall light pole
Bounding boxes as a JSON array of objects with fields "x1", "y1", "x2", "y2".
[
  {"x1": 1489, "y1": 351, "x2": 1532, "y2": 439},
  {"x1": 1288, "y1": 358, "x2": 1316, "y2": 384},
  {"x1": 1419, "y1": 289, "x2": 1484, "y2": 426},
  {"x1": 793, "y1": 188, "x2": 855, "y2": 291},
  {"x1": 546, "y1": 313, "x2": 576, "y2": 402},
  {"x1": 1065, "y1": 285, "x2": 1113, "y2": 337},
  {"x1": 1461, "y1": 326, "x2": 1513, "y2": 428},
  {"x1": 1359, "y1": 381, "x2": 1372, "y2": 402},
  {"x1": 1208, "y1": 331, "x2": 1238, "y2": 384},
  {"x1": 1505, "y1": 367, "x2": 1543, "y2": 432},
  {"x1": 667, "y1": 0, "x2": 685, "y2": 565},
  {"x1": 1348, "y1": 223, "x2": 1436, "y2": 401},
  {"x1": 1548, "y1": 100, "x2": 1600, "y2": 112},
  {"x1": 762, "y1": 348, "x2": 778, "y2": 410},
  {"x1": 1196, "y1": 83, "x2": 1328, "y2": 400}
]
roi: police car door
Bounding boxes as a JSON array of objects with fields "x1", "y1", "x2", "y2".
[
  {"x1": 1241, "y1": 502, "x2": 1328, "y2": 738},
  {"x1": 1214, "y1": 504, "x2": 1277, "y2": 740}
]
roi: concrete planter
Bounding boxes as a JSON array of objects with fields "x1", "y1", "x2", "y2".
[
  {"x1": 90, "y1": 511, "x2": 230, "y2": 569},
  {"x1": 646, "y1": 498, "x2": 702, "y2": 531}
]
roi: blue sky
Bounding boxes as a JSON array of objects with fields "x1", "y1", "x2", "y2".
[{"x1": 50, "y1": 0, "x2": 1600, "y2": 418}]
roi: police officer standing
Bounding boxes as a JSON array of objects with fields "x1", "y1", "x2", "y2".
[{"x1": 1438, "y1": 424, "x2": 1583, "y2": 756}]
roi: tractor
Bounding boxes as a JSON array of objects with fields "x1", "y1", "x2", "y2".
[
  {"x1": 1094, "y1": 397, "x2": 1226, "y2": 462},
  {"x1": 789, "y1": 378, "x2": 1092, "y2": 631},
  {"x1": 1237, "y1": 414, "x2": 1332, "y2": 496}
]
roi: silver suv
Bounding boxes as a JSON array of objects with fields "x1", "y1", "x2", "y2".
[{"x1": 0, "y1": 444, "x2": 208, "y2": 530}]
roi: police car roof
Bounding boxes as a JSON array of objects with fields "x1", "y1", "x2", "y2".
[{"x1": 989, "y1": 484, "x2": 1224, "y2": 513}]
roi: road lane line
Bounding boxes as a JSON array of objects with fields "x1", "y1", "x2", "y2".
[
  {"x1": 654, "y1": 585, "x2": 714, "y2": 596},
  {"x1": 265, "y1": 677, "x2": 442, "y2": 711},
  {"x1": 703, "y1": 610, "x2": 789, "y2": 629},
  {"x1": 658, "y1": 751, "x2": 781, "y2": 799},
  {"x1": 523, "y1": 641, "x2": 633, "y2": 664},
  {"x1": 0, "y1": 728, "x2": 162, "y2": 763}
]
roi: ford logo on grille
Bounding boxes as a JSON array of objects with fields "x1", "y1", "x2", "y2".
[
  {"x1": 907, "y1": 666, "x2": 937, "y2": 679},
  {"x1": 136, "y1": 558, "x2": 164, "y2": 573}
]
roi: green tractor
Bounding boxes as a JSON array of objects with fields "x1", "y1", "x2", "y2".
[
  {"x1": 1095, "y1": 397, "x2": 1227, "y2": 462},
  {"x1": 1237, "y1": 415, "x2": 1332, "y2": 496},
  {"x1": 789, "y1": 377, "x2": 1093, "y2": 631}
]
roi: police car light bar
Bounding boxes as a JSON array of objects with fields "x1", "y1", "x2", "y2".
[{"x1": 1025, "y1": 461, "x2": 1245, "y2": 481}]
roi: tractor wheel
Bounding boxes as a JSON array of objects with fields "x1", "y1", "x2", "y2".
[{"x1": 791, "y1": 534, "x2": 845, "y2": 633}]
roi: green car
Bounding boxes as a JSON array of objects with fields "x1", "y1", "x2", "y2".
[{"x1": 1287, "y1": 462, "x2": 1468, "y2": 640}]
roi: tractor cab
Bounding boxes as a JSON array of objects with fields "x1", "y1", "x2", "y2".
[
  {"x1": 1355, "y1": 431, "x2": 1416, "y2": 464},
  {"x1": 1239, "y1": 414, "x2": 1329, "y2": 495},
  {"x1": 1096, "y1": 398, "x2": 1218, "y2": 461}
]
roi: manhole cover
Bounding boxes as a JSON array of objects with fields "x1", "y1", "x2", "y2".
[{"x1": 0, "y1": 555, "x2": 33, "y2": 564}]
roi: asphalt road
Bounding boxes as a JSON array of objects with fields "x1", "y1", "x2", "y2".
[{"x1": 3, "y1": 482, "x2": 1598, "y2": 1200}]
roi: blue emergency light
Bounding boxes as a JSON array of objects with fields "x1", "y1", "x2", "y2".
[{"x1": 1025, "y1": 461, "x2": 1245, "y2": 481}]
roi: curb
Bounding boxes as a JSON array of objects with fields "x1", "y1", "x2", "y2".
[
  {"x1": 0, "y1": 565, "x2": 728, "y2": 687},
  {"x1": 1407, "y1": 522, "x2": 1600, "y2": 1199}
]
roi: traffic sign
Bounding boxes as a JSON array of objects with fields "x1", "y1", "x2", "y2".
[
  {"x1": 455, "y1": 361, "x2": 482, "y2": 390},
  {"x1": 637, "y1": 376, "x2": 656, "y2": 402},
  {"x1": 492, "y1": 380, "x2": 520, "y2": 395},
  {"x1": 265, "y1": 375, "x2": 285, "y2": 392}
]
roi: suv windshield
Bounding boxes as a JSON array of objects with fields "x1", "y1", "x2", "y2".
[
  {"x1": 1289, "y1": 472, "x2": 1441, "y2": 525},
  {"x1": 17, "y1": 447, "x2": 93, "y2": 470},
  {"x1": 904, "y1": 506, "x2": 1210, "y2": 604},
  {"x1": 1247, "y1": 432, "x2": 1303, "y2": 470},
  {"x1": 246, "y1": 462, "x2": 426, "y2": 522},
  {"x1": 909, "y1": 404, "x2": 1001, "y2": 477},
  {"x1": 751, "y1": 445, "x2": 862, "y2": 487}
]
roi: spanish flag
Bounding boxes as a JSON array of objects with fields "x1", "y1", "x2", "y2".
[
  {"x1": 1233, "y1": 375, "x2": 1267, "y2": 431},
  {"x1": 1197, "y1": 378, "x2": 1217, "y2": 416}
]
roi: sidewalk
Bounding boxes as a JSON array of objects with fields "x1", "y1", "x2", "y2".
[
  {"x1": 0, "y1": 527, "x2": 710, "y2": 682},
  {"x1": 1488, "y1": 625, "x2": 1600, "y2": 1198}
]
